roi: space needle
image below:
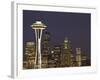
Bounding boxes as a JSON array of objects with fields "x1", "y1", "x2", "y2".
[{"x1": 31, "y1": 21, "x2": 47, "y2": 68}]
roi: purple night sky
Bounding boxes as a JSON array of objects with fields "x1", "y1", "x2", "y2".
[{"x1": 23, "y1": 10, "x2": 91, "y2": 59}]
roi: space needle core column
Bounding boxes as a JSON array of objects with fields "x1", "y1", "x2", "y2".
[{"x1": 31, "y1": 21, "x2": 47, "y2": 68}]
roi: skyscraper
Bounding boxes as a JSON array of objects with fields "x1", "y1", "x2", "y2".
[
  {"x1": 42, "y1": 31, "x2": 51, "y2": 68},
  {"x1": 61, "y1": 37, "x2": 72, "y2": 67},
  {"x1": 76, "y1": 48, "x2": 81, "y2": 66},
  {"x1": 52, "y1": 45, "x2": 61, "y2": 67},
  {"x1": 23, "y1": 42, "x2": 36, "y2": 69}
]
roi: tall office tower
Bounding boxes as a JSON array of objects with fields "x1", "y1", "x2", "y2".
[
  {"x1": 48, "y1": 50, "x2": 56, "y2": 68},
  {"x1": 52, "y1": 45, "x2": 61, "y2": 67},
  {"x1": 23, "y1": 42, "x2": 36, "y2": 69},
  {"x1": 70, "y1": 54, "x2": 76, "y2": 67},
  {"x1": 76, "y1": 48, "x2": 82, "y2": 66},
  {"x1": 81, "y1": 54, "x2": 87, "y2": 66},
  {"x1": 61, "y1": 37, "x2": 72, "y2": 67},
  {"x1": 42, "y1": 31, "x2": 51, "y2": 68},
  {"x1": 31, "y1": 21, "x2": 47, "y2": 68}
]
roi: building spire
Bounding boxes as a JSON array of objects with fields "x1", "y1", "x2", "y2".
[
  {"x1": 64, "y1": 37, "x2": 68, "y2": 43},
  {"x1": 64, "y1": 37, "x2": 69, "y2": 49}
]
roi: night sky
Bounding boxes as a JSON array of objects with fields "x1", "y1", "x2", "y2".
[{"x1": 23, "y1": 10, "x2": 91, "y2": 59}]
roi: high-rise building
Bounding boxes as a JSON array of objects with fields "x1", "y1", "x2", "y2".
[
  {"x1": 42, "y1": 31, "x2": 51, "y2": 68},
  {"x1": 52, "y1": 45, "x2": 61, "y2": 67},
  {"x1": 81, "y1": 53, "x2": 87, "y2": 66},
  {"x1": 76, "y1": 48, "x2": 81, "y2": 66},
  {"x1": 70, "y1": 54, "x2": 76, "y2": 67},
  {"x1": 61, "y1": 37, "x2": 72, "y2": 67},
  {"x1": 23, "y1": 42, "x2": 36, "y2": 69},
  {"x1": 48, "y1": 50, "x2": 56, "y2": 68}
]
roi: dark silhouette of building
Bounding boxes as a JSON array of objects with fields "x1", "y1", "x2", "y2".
[{"x1": 42, "y1": 31, "x2": 51, "y2": 68}]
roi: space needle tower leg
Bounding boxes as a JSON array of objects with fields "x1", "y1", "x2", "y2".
[
  {"x1": 37, "y1": 29, "x2": 43, "y2": 68},
  {"x1": 34, "y1": 29, "x2": 38, "y2": 68}
]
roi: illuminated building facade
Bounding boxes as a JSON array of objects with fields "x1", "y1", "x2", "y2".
[
  {"x1": 81, "y1": 54, "x2": 87, "y2": 66},
  {"x1": 76, "y1": 48, "x2": 82, "y2": 66},
  {"x1": 23, "y1": 42, "x2": 36, "y2": 69},
  {"x1": 52, "y1": 45, "x2": 61, "y2": 67},
  {"x1": 61, "y1": 37, "x2": 73, "y2": 67}
]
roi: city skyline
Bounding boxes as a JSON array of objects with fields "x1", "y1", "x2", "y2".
[
  {"x1": 23, "y1": 10, "x2": 91, "y2": 59},
  {"x1": 23, "y1": 31, "x2": 90, "y2": 69}
]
